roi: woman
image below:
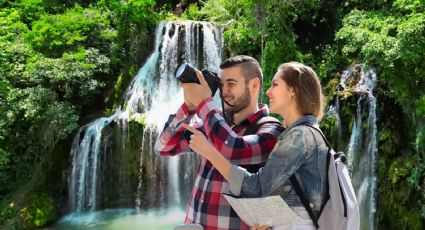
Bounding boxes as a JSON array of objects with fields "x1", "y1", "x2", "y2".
[{"x1": 183, "y1": 62, "x2": 327, "y2": 230}]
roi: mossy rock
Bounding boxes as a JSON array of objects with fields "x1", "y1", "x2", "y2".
[
  {"x1": 15, "y1": 194, "x2": 56, "y2": 229},
  {"x1": 378, "y1": 156, "x2": 423, "y2": 229}
]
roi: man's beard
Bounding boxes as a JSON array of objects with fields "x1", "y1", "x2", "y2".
[{"x1": 223, "y1": 86, "x2": 251, "y2": 115}]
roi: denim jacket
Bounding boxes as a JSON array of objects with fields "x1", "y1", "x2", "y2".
[{"x1": 229, "y1": 115, "x2": 328, "y2": 216}]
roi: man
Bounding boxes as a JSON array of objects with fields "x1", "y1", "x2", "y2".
[{"x1": 154, "y1": 55, "x2": 283, "y2": 230}]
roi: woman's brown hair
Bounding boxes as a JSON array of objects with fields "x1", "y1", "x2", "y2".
[{"x1": 277, "y1": 62, "x2": 324, "y2": 120}]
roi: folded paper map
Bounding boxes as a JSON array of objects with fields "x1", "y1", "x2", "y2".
[{"x1": 223, "y1": 194, "x2": 313, "y2": 229}]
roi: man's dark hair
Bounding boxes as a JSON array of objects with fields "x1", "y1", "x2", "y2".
[{"x1": 220, "y1": 55, "x2": 263, "y2": 86}]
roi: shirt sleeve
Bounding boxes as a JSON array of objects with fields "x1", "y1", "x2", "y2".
[
  {"x1": 154, "y1": 103, "x2": 202, "y2": 156},
  {"x1": 196, "y1": 98, "x2": 282, "y2": 165},
  {"x1": 229, "y1": 128, "x2": 311, "y2": 197}
]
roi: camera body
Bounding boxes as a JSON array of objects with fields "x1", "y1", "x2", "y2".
[{"x1": 175, "y1": 63, "x2": 220, "y2": 96}]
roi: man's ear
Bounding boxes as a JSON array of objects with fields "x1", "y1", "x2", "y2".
[{"x1": 250, "y1": 78, "x2": 261, "y2": 95}]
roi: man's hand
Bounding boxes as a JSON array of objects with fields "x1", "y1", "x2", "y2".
[
  {"x1": 180, "y1": 69, "x2": 212, "y2": 108},
  {"x1": 181, "y1": 83, "x2": 197, "y2": 111}
]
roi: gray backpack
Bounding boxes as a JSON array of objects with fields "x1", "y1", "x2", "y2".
[{"x1": 290, "y1": 124, "x2": 360, "y2": 230}]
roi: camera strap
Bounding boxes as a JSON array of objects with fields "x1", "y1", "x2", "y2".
[{"x1": 221, "y1": 96, "x2": 235, "y2": 126}]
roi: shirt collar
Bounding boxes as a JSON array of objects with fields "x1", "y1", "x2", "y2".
[
  {"x1": 239, "y1": 104, "x2": 270, "y2": 127},
  {"x1": 286, "y1": 115, "x2": 318, "y2": 130}
]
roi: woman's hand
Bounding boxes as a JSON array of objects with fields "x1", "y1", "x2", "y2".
[
  {"x1": 251, "y1": 224, "x2": 271, "y2": 230},
  {"x1": 181, "y1": 124, "x2": 213, "y2": 158},
  {"x1": 182, "y1": 124, "x2": 233, "y2": 182}
]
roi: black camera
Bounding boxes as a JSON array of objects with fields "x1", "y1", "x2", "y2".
[{"x1": 175, "y1": 63, "x2": 220, "y2": 96}]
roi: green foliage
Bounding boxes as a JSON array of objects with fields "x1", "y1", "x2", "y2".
[
  {"x1": 0, "y1": 86, "x2": 79, "y2": 193},
  {"x1": 25, "y1": 5, "x2": 116, "y2": 57},
  {"x1": 412, "y1": 126, "x2": 425, "y2": 217},
  {"x1": 201, "y1": 0, "x2": 263, "y2": 58},
  {"x1": 181, "y1": 3, "x2": 202, "y2": 20},
  {"x1": 0, "y1": 200, "x2": 16, "y2": 226},
  {"x1": 0, "y1": 8, "x2": 28, "y2": 42},
  {"x1": 15, "y1": 0, "x2": 46, "y2": 23},
  {"x1": 319, "y1": 114, "x2": 337, "y2": 146},
  {"x1": 0, "y1": 0, "x2": 8, "y2": 7},
  {"x1": 379, "y1": 156, "x2": 423, "y2": 229},
  {"x1": 25, "y1": 48, "x2": 110, "y2": 104},
  {"x1": 337, "y1": 4, "x2": 425, "y2": 225},
  {"x1": 0, "y1": 2, "x2": 161, "y2": 228},
  {"x1": 101, "y1": 0, "x2": 159, "y2": 66},
  {"x1": 105, "y1": 68, "x2": 134, "y2": 115},
  {"x1": 393, "y1": 0, "x2": 425, "y2": 12},
  {"x1": 200, "y1": 0, "x2": 308, "y2": 89},
  {"x1": 336, "y1": 7, "x2": 425, "y2": 126},
  {"x1": 417, "y1": 95, "x2": 425, "y2": 117},
  {"x1": 201, "y1": 0, "x2": 248, "y2": 22},
  {"x1": 417, "y1": 127, "x2": 425, "y2": 156},
  {"x1": 0, "y1": 0, "x2": 424, "y2": 227},
  {"x1": 314, "y1": 44, "x2": 347, "y2": 82},
  {"x1": 17, "y1": 194, "x2": 55, "y2": 229},
  {"x1": 0, "y1": 9, "x2": 33, "y2": 84}
]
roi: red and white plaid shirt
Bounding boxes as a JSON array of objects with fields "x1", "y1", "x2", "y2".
[{"x1": 155, "y1": 98, "x2": 283, "y2": 230}]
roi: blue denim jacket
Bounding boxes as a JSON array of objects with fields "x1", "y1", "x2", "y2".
[{"x1": 229, "y1": 115, "x2": 328, "y2": 215}]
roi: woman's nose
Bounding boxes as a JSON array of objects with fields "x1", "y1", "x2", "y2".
[{"x1": 266, "y1": 87, "x2": 271, "y2": 97}]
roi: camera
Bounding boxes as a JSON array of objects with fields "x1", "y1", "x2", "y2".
[{"x1": 175, "y1": 63, "x2": 220, "y2": 96}]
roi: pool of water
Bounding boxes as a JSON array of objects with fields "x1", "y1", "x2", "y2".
[{"x1": 44, "y1": 207, "x2": 186, "y2": 230}]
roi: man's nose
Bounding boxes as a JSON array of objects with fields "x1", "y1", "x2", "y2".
[{"x1": 221, "y1": 86, "x2": 230, "y2": 95}]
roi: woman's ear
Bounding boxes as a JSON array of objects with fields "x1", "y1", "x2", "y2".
[{"x1": 289, "y1": 86, "x2": 296, "y2": 98}]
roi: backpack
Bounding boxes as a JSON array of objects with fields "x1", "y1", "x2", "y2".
[{"x1": 290, "y1": 123, "x2": 360, "y2": 230}]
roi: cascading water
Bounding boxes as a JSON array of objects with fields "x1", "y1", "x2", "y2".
[
  {"x1": 68, "y1": 21, "x2": 223, "y2": 217},
  {"x1": 329, "y1": 65, "x2": 378, "y2": 230},
  {"x1": 69, "y1": 114, "x2": 120, "y2": 213}
]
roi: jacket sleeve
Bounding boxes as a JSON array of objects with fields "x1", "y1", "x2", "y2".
[
  {"x1": 229, "y1": 128, "x2": 311, "y2": 197},
  {"x1": 196, "y1": 98, "x2": 282, "y2": 165},
  {"x1": 154, "y1": 103, "x2": 202, "y2": 156}
]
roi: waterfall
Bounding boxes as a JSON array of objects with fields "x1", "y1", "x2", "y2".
[
  {"x1": 330, "y1": 65, "x2": 378, "y2": 229},
  {"x1": 68, "y1": 21, "x2": 223, "y2": 214},
  {"x1": 68, "y1": 114, "x2": 120, "y2": 212}
]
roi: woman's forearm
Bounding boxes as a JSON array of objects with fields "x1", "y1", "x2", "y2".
[
  {"x1": 181, "y1": 123, "x2": 234, "y2": 182},
  {"x1": 204, "y1": 148, "x2": 233, "y2": 182}
]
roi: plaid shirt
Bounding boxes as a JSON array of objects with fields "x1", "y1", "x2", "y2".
[{"x1": 155, "y1": 98, "x2": 283, "y2": 230}]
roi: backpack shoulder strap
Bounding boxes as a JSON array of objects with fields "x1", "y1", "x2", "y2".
[
  {"x1": 290, "y1": 175, "x2": 320, "y2": 228},
  {"x1": 245, "y1": 116, "x2": 282, "y2": 135},
  {"x1": 297, "y1": 122, "x2": 332, "y2": 149},
  {"x1": 289, "y1": 121, "x2": 331, "y2": 228},
  {"x1": 244, "y1": 116, "x2": 281, "y2": 135}
]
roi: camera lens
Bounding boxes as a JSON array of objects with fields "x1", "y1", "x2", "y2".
[
  {"x1": 175, "y1": 63, "x2": 197, "y2": 83},
  {"x1": 174, "y1": 63, "x2": 219, "y2": 96},
  {"x1": 175, "y1": 63, "x2": 188, "y2": 80}
]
